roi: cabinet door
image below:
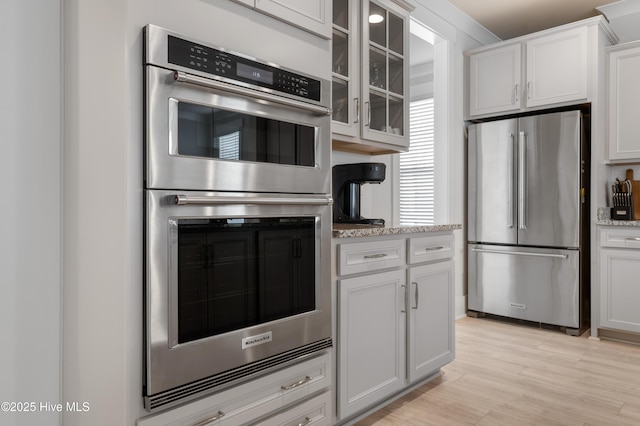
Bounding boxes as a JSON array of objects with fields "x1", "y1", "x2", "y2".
[
  {"x1": 338, "y1": 269, "x2": 406, "y2": 420},
  {"x1": 360, "y1": 0, "x2": 410, "y2": 151},
  {"x1": 407, "y1": 261, "x2": 454, "y2": 383},
  {"x1": 600, "y1": 248, "x2": 640, "y2": 333},
  {"x1": 608, "y1": 45, "x2": 640, "y2": 161},
  {"x1": 525, "y1": 27, "x2": 588, "y2": 108},
  {"x1": 468, "y1": 43, "x2": 522, "y2": 117},
  {"x1": 332, "y1": 0, "x2": 359, "y2": 138},
  {"x1": 255, "y1": 0, "x2": 331, "y2": 39}
]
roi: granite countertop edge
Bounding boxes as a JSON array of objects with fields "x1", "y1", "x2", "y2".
[{"x1": 332, "y1": 224, "x2": 462, "y2": 238}]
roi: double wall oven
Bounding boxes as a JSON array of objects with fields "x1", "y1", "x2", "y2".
[{"x1": 143, "y1": 25, "x2": 332, "y2": 411}]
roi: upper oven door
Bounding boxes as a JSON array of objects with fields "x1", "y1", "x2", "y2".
[{"x1": 145, "y1": 65, "x2": 331, "y2": 194}]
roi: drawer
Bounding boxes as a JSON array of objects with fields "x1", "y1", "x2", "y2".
[
  {"x1": 600, "y1": 228, "x2": 640, "y2": 249},
  {"x1": 408, "y1": 233, "x2": 454, "y2": 264},
  {"x1": 254, "y1": 391, "x2": 332, "y2": 426},
  {"x1": 137, "y1": 352, "x2": 331, "y2": 426},
  {"x1": 337, "y1": 238, "x2": 405, "y2": 276}
]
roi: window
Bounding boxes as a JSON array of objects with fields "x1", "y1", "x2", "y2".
[{"x1": 399, "y1": 98, "x2": 434, "y2": 225}]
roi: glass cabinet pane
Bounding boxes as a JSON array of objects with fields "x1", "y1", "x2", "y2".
[
  {"x1": 389, "y1": 96, "x2": 403, "y2": 135},
  {"x1": 332, "y1": 78, "x2": 349, "y2": 124},
  {"x1": 369, "y1": 2, "x2": 386, "y2": 47},
  {"x1": 389, "y1": 54, "x2": 403, "y2": 95},
  {"x1": 333, "y1": 30, "x2": 349, "y2": 76},
  {"x1": 369, "y1": 47, "x2": 386, "y2": 90},
  {"x1": 389, "y1": 12, "x2": 403, "y2": 55},
  {"x1": 369, "y1": 91, "x2": 386, "y2": 132},
  {"x1": 333, "y1": 0, "x2": 349, "y2": 30}
]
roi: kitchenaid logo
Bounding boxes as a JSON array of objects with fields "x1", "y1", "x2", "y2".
[{"x1": 242, "y1": 332, "x2": 273, "y2": 349}]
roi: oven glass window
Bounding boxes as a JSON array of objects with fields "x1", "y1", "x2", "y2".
[
  {"x1": 177, "y1": 217, "x2": 316, "y2": 343},
  {"x1": 177, "y1": 102, "x2": 315, "y2": 167}
]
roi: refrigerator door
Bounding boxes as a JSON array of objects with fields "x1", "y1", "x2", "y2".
[
  {"x1": 517, "y1": 111, "x2": 581, "y2": 248},
  {"x1": 468, "y1": 119, "x2": 518, "y2": 245},
  {"x1": 468, "y1": 244, "x2": 580, "y2": 328}
]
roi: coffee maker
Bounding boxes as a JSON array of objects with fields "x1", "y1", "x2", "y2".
[{"x1": 333, "y1": 163, "x2": 386, "y2": 225}]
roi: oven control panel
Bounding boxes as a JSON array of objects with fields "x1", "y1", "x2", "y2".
[{"x1": 167, "y1": 35, "x2": 321, "y2": 102}]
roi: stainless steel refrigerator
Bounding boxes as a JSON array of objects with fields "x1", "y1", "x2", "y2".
[{"x1": 467, "y1": 110, "x2": 589, "y2": 333}]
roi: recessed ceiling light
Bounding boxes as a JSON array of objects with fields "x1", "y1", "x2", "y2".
[{"x1": 369, "y1": 14, "x2": 384, "y2": 24}]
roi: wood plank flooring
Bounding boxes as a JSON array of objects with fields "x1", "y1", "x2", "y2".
[{"x1": 356, "y1": 316, "x2": 640, "y2": 426}]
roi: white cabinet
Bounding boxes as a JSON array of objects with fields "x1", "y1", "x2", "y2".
[
  {"x1": 335, "y1": 231, "x2": 454, "y2": 422},
  {"x1": 599, "y1": 228, "x2": 640, "y2": 334},
  {"x1": 232, "y1": 0, "x2": 332, "y2": 39},
  {"x1": 137, "y1": 352, "x2": 331, "y2": 426},
  {"x1": 254, "y1": 391, "x2": 332, "y2": 426},
  {"x1": 466, "y1": 20, "x2": 600, "y2": 119},
  {"x1": 407, "y1": 260, "x2": 454, "y2": 383},
  {"x1": 332, "y1": 0, "x2": 413, "y2": 154},
  {"x1": 525, "y1": 26, "x2": 588, "y2": 108},
  {"x1": 338, "y1": 269, "x2": 407, "y2": 419},
  {"x1": 468, "y1": 43, "x2": 522, "y2": 117},
  {"x1": 607, "y1": 41, "x2": 640, "y2": 162}
]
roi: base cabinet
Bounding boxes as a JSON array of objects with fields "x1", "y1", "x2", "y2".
[
  {"x1": 335, "y1": 232, "x2": 455, "y2": 423},
  {"x1": 599, "y1": 228, "x2": 640, "y2": 333},
  {"x1": 407, "y1": 261, "x2": 454, "y2": 383},
  {"x1": 338, "y1": 269, "x2": 407, "y2": 419},
  {"x1": 137, "y1": 353, "x2": 331, "y2": 426}
]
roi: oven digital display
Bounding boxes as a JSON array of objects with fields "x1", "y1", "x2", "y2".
[{"x1": 236, "y1": 62, "x2": 273, "y2": 85}]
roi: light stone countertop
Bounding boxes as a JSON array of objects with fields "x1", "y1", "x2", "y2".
[
  {"x1": 596, "y1": 207, "x2": 640, "y2": 227},
  {"x1": 332, "y1": 223, "x2": 462, "y2": 238}
]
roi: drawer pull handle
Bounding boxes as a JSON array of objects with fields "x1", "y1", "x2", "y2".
[
  {"x1": 281, "y1": 375, "x2": 312, "y2": 390},
  {"x1": 192, "y1": 411, "x2": 225, "y2": 426},
  {"x1": 625, "y1": 237, "x2": 640, "y2": 242},
  {"x1": 425, "y1": 246, "x2": 445, "y2": 252},
  {"x1": 297, "y1": 417, "x2": 312, "y2": 426},
  {"x1": 364, "y1": 253, "x2": 388, "y2": 259}
]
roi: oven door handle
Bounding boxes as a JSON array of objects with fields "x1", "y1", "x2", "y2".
[
  {"x1": 173, "y1": 194, "x2": 333, "y2": 206},
  {"x1": 173, "y1": 71, "x2": 331, "y2": 116}
]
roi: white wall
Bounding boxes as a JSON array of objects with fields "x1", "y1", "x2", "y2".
[{"x1": 1, "y1": 2, "x2": 62, "y2": 426}]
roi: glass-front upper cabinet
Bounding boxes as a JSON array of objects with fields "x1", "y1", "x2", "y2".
[
  {"x1": 332, "y1": 0, "x2": 413, "y2": 154},
  {"x1": 332, "y1": 0, "x2": 359, "y2": 138}
]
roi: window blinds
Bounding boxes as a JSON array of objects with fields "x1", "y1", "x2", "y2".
[{"x1": 399, "y1": 98, "x2": 434, "y2": 225}]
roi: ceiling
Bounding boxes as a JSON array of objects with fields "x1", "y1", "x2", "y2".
[{"x1": 447, "y1": 0, "x2": 619, "y2": 40}]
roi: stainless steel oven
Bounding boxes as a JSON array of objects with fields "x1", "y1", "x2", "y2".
[
  {"x1": 145, "y1": 24, "x2": 331, "y2": 194},
  {"x1": 143, "y1": 25, "x2": 333, "y2": 411}
]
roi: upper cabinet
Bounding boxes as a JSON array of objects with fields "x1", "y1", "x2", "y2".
[
  {"x1": 466, "y1": 18, "x2": 615, "y2": 120},
  {"x1": 468, "y1": 43, "x2": 522, "y2": 117},
  {"x1": 607, "y1": 41, "x2": 640, "y2": 162},
  {"x1": 332, "y1": 0, "x2": 414, "y2": 154},
  {"x1": 525, "y1": 27, "x2": 588, "y2": 108},
  {"x1": 232, "y1": 0, "x2": 332, "y2": 39}
]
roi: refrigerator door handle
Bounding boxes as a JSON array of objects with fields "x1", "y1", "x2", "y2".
[
  {"x1": 518, "y1": 131, "x2": 527, "y2": 230},
  {"x1": 507, "y1": 132, "x2": 515, "y2": 229},
  {"x1": 471, "y1": 248, "x2": 569, "y2": 259}
]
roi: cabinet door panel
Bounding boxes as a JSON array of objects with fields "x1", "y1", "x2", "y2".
[
  {"x1": 526, "y1": 27, "x2": 587, "y2": 108},
  {"x1": 608, "y1": 45, "x2": 640, "y2": 161},
  {"x1": 600, "y1": 248, "x2": 640, "y2": 333},
  {"x1": 338, "y1": 269, "x2": 406, "y2": 419},
  {"x1": 255, "y1": 0, "x2": 331, "y2": 39},
  {"x1": 468, "y1": 44, "x2": 522, "y2": 117},
  {"x1": 407, "y1": 261, "x2": 454, "y2": 383}
]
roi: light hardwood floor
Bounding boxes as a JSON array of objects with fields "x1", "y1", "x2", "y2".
[{"x1": 356, "y1": 316, "x2": 640, "y2": 426}]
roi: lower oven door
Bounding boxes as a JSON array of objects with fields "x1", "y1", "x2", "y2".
[{"x1": 144, "y1": 190, "x2": 333, "y2": 410}]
